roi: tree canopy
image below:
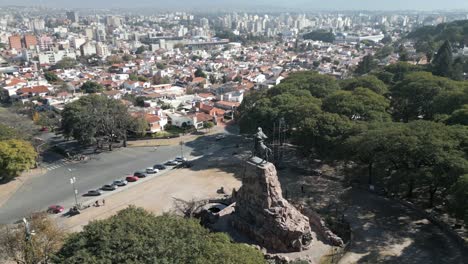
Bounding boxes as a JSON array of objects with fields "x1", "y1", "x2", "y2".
[
  {"x1": 61, "y1": 95, "x2": 131, "y2": 150},
  {"x1": 54, "y1": 207, "x2": 265, "y2": 264},
  {"x1": 80, "y1": 81, "x2": 104, "y2": 94},
  {"x1": 303, "y1": 30, "x2": 335, "y2": 43},
  {"x1": 0, "y1": 139, "x2": 37, "y2": 182},
  {"x1": 278, "y1": 71, "x2": 340, "y2": 98}
]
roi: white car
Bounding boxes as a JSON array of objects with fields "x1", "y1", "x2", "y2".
[{"x1": 146, "y1": 167, "x2": 159, "y2": 174}]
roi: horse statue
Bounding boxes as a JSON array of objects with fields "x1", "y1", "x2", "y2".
[{"x1": 253, "y1": 127, "x2": 273, "y2": 163}]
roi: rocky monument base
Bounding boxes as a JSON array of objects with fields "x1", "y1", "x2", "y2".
[{"x1": 232, "y1": 157, "x2": 313, "y2": 252}]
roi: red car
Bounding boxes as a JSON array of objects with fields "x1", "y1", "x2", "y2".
[
  {"x1": 126, "y1": 176, "x2": 139, "y2": 182},
  {"x1": 47, "y1": 205, "x2": 64, "y2": 214},
  {"x1": 40, "y1": 127, "x2": 49, "y2": 132}
]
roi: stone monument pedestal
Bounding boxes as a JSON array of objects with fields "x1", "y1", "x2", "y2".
[{"x1": 232, "y1": 157, "x2": 313, "y2": 252}]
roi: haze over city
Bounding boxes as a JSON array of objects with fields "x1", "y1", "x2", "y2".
[{"x1": 1, "y1": 0, "x2": 468, "y2": 11}]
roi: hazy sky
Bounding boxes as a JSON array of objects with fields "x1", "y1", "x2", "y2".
[{"x1": 1, "y1": 0, "x2": 468, "y2": 11}]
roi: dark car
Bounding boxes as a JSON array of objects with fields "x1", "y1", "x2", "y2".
[
  {"x1": 47, "y1": 205, "x2": 64, "y2": 214},
  {"x1": 85, "y1": 190, "x2": 102, "y2": 196},
  {"x1": 134, "y1": 171, "x2": 148, "y2": 178},
  {"x1": 126, "y1": 176, "x2": 139, "y2": 182},
  {"x1": 102, "y1": 184, "x2": 117, "y2": 191},
  {"x1": 153, "y1": 164, "x2": 166, "y2": 170}
]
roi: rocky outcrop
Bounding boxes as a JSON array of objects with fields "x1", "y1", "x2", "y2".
[{"x1": 232, "y1": 157, "x2": 313, "y2": 252}]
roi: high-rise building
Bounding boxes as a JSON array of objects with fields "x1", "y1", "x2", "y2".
[
  {"x1": 9, "y1": 35, "x2": 22, "y2": 50},
  {"x1": 96, "y1": 42, "x2": 109, "y2": 58},
  {"x1": 24, "y1": 34, "x2": 38, "y2": 49},
  {"x1": 38, "y1": 35, "x2": 53, "y2": 51},
  {"x1": 66, "y1": 11, "x2": 79, "y2": 23}
]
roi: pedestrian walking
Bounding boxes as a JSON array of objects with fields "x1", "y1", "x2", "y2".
[{"x1": 102, "y1": 199, "x2": 105, "y2": 206}]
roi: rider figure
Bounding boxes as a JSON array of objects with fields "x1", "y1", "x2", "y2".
[{"x1": 254, "y1": 127, "x2": 268, "y2": 157}]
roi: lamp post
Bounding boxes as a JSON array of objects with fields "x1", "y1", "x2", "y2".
[
  {"x1": 179, "y1": 141, "x2": 185, "y2": 159},
  {"x1": 69, "y1": 169, "x2": 78, "y2": 208}
]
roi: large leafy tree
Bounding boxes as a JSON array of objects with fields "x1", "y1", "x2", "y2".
[
  {"x1": 0, "y1": 139, "x2": 37, "y2": 182},
  {"x1": 277, "y1": 71, "x2": 340, "y2": 98},
  {"x1": 432, "y1": 40, "x2": 453, "y2": 78},
  {"x1": 53, "y1": 207, "x2": 265, "y2": 264},
  {"x1": 80, "y1": 81, "x2": 104, "y2": 94},
  {"x1": 61, "y1": 95, "x2": 132, "y2": 150},
  {"x1": 448, "y1": 174, "x2": 468, "y2": 222},
  {"x1": 340, "y1": 75, "x2": 388, "y2": 95},
  {"x1": 323, "y1": 88, "x2": 390, "y2": 122},
  {"x1": 346, "y1": 121, "x2": 468, "y2": 204},
  {"x1": 354, "y1": 55, "x2": 376, "y2": 75},
  {"x1": 390, "y1": 71, "x2": 459, "y2": 121}
]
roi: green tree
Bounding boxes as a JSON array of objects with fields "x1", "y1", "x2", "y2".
[
  {"x1": 432, "y1": 40, "x2": 453, "y2": 78},
  {"x1": 390, "y1": 72, "x2": 458, "y2": 121},
  {"x1": 80, "y1": 81, "x2": 104, "y2": 94},
  {"x1": 61, "y1": 95, "x2": 132, "y2": 150},
  {"x1": 346, "y1": 121, "x2": 467, "y2": 202},
  {"x1": 129, "y1": 73, "x2": 138, "y2": 81},
  {"x1": 303, "y1": 30, "x2": 335, "y2": 43},
  {"x1": 296, "y1": 113, "x2": 354, "y2": 159},
  {"x1": 448, "y1": 174, "x2": 468, "y2": 221},
  {"x1": 340, "y1": 75, "x2": 388, "y2": 95},
  {"x1": 44, "y1": 71, "x2": 59, "y2": 82},
  {"x1": 130, "y1": 117, "x2": 149, "y2": 138},
  {"x1": 194, "y1": 68, "x2": 207, "y2": 78},
  {"x1": 323, "y1": 88, "x2": 391, "y2": 122},
  {"x1": 53, "y1": 207, "x2": 265, "y2": 264},
  {"x1": 446, "y1": 104, "x2": 468, "y2": 125},
  {"x1": 277, "y1": 71, "x2": 340, "y2": 98},
  {"x1": 355, "y1": 55, "x2": 377, "y2": 75},
  {"x1": 203, "y1": 121, "x2": 215, "y2": 131},
  {"x1": 135, "y1": 46, "x2": 147, "y2": 54},
  {"x1": 0, "y1": 139, "x2": 37, "y2": 182},
  {"x1": 54, "y1": 57, "x2": 77, "y2": 70},
  {"x1": 0, "y1": 124, "x2": 17, "y2": 140}
]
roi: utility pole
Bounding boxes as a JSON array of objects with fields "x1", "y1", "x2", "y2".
[
  {"x1": 179, "y1": 141, "x2": 185, "y2": 159},
  {"x1": 69, "y1": 169, "x2": 78, "y2": 208}
]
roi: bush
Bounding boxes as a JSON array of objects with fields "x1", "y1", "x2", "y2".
[{"x1": 53, "y1": 207, "x2": 265, "y2": 263}]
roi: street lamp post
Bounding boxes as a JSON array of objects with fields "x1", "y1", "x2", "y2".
[
  {"x1": 69, "y1": 169, "x2": 78, "y2": 208},
  {"x1": 179, "y1": 141, "x2": 185, "y2": 159}
]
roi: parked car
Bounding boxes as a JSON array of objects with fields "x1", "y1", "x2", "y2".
[
  {"x1": 164, "y1": 160, "x2": 179, "y2": 166},
  {"x1": 47, "y1": 205, "x2": 64, "y2": 214},
  {"x1": 175, "y1": 156, "x2": 187, "y2": 162},
  {"x1": 134, "y1": 171, "x2": 148, "y2": 178},
  {"x1": 215, "y1": 135, "x2": 226, "y2": 141},
  {"x1": 102, "y1": 184, "x2": 117, "y2": 191},
  {"x1": 113, "y1": 180, "x2": 128, "y2": 186},
  {"x1": 153, "y1": 164, "x2": 166, "y2": 170},
  {"x1": 85, "y1": 190, "x2": 102, "y2": 196},
  {"x1": 145, "y1": 167, "x2": 158, "y2": 174},
  {"x1": 40, "y1": 127, "x2": 49, "y2": 132},
  {"x1": 126, "y1": 176, "x2": 139, "y2": 182}
]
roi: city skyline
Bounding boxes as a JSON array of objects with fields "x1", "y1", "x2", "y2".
[{"x1": 1, "y1": 0, "x2": 468, "y2": 11}]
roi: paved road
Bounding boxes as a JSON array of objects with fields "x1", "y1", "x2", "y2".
[{"x1": 0, "y1": 131, "x2": 236, "y2": 224}]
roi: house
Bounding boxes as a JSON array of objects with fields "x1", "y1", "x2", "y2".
[
  {"x1": 195, "y1": 102, "x2": 225, "y2": 117},
  {"x1": 214, "y1": 100, "x2": 240, "y2": 111},
  {"x1": 16, "y1": 85, "x2": 50, "y2": 98},
  {"x1": 145, "y1": 114, "x2": 168, "y2": 133},
  {"x1": 102, "y1": 90, "x2": 122, "y2": 100},
  {"x1": 166, "y1": 112, "x2": 199, "y2": 129}
]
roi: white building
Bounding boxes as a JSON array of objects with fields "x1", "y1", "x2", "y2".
[
  {"x1": 80, "y1": 42, "x2": 97, "y2": 57},
  {"x1": 96, "y1": 42, "x2": 110, "y2": 58},
  {"x1": 38, "y1": 50, "x2": 77, "y2": 65}
]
